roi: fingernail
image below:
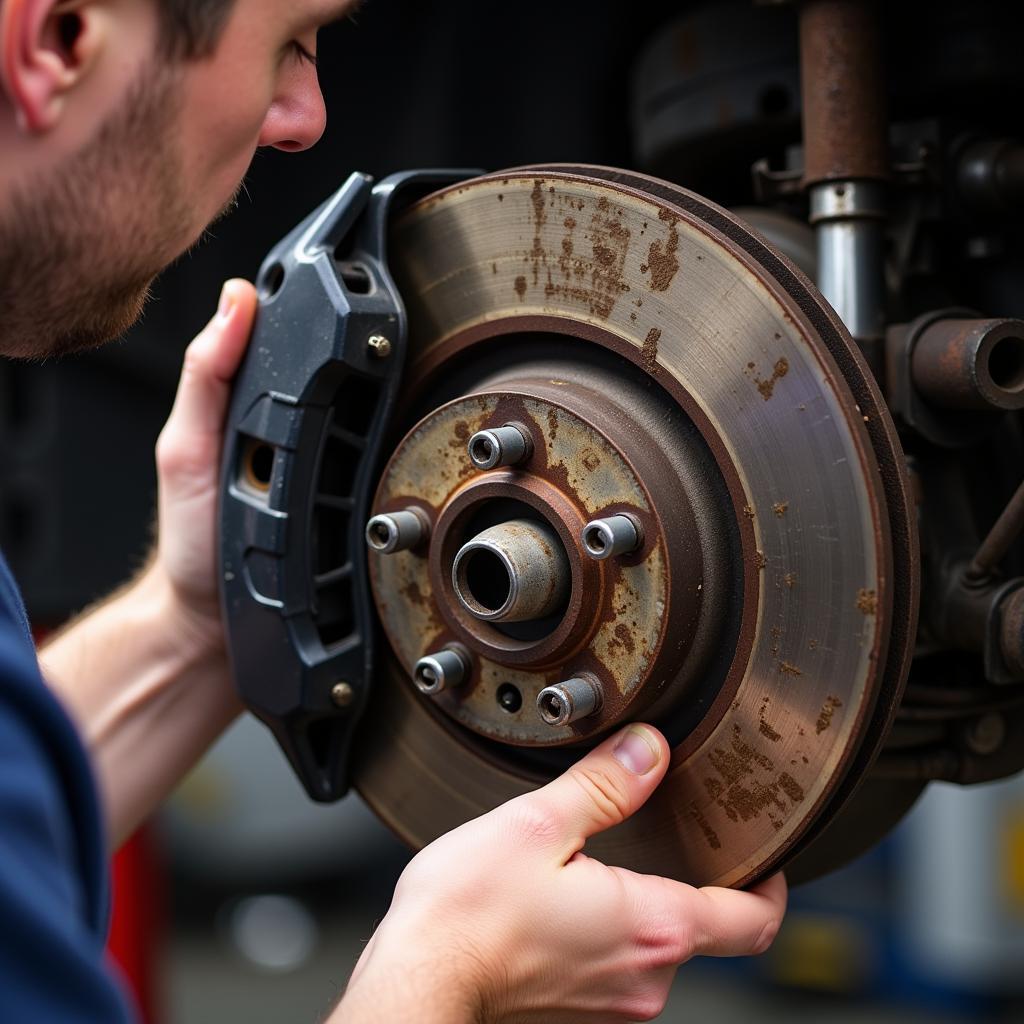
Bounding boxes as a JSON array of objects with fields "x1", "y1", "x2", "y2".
[
  {"x1": 612, "y1": 725, "x2": 660, "y2": 775},
  {"x1": 217, "y1": 282, "x2": 236, "y2": 321}
]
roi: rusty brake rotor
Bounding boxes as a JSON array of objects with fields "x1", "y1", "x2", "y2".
[{"x1": 352, "y1": 167, "x2": 917, "y2": 889}]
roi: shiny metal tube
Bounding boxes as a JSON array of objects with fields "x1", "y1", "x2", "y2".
[
  {"x1": 809, "y1": 181, "x2": 886, "y2": 348},
  {"x1": 452, "y1": 518, "x2": 569, "y2": 622}
]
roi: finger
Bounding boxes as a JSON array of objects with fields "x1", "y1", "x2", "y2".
[
  {"x1": 164, "y1": 279, "x2": 258, "y2": 441},
  {"x1": 523, "y1": 724, "x2": 671, "y2": 856},
  {"x1": 683, "y1": 872, "x2": 788, "y2": 958}
]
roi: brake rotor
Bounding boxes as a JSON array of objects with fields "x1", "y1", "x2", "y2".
[{"x1": 352, "y1": 167, "x2": 917, "y2": 889}]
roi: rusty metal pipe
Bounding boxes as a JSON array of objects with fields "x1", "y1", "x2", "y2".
[
  {"x1": 911, "y1": 318, "x2": 1024, "y2": 412},
  {"x1": 799, "y1": 0, "x2": 888, "y2": 186},
  {"x1": 452, "y1": 519, "x2": 570, "y2": 623}
]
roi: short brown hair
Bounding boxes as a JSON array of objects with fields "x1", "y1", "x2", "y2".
[{"x1": 157, "y1": 0, "x2": 237, "y2": 59}]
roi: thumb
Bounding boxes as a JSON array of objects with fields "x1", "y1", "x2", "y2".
[
  {"x1": 165, "y1": 278, "x2": 258, "y2": 441},
  {"x1": 528, "y1": 724, "x2": 671, "y2": 861}
]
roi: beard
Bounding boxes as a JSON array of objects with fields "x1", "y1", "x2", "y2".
[{"x1": 0, "y1": 60, "x2": 220, "y2": 360}]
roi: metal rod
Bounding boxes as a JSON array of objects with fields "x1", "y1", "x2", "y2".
[{"x1": 967, "y1": 478, "x2": 1024, "y2": 582}]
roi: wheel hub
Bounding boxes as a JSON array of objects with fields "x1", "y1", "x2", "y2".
[{"x1": 369, "y1": 355, "x2": 729, "y2": 746}]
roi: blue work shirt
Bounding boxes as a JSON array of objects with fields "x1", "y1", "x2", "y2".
[{"x1": 0, "y1": 552, "x2": 132, "y2": 1021}]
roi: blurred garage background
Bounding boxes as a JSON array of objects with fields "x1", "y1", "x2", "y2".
[{"x1": 4, "y1": 0, "x2": 1024, "y2": 1020}]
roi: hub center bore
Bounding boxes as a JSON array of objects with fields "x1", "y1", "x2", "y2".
[{"x1": 452, "y1": 518, "x2": 570, "y2": 623}]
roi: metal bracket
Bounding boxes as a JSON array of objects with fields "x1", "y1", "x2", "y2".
[{"x1": 218, "y1": 169, "x2": 480, "y2": 801}]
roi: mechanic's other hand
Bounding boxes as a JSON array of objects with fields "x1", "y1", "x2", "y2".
[
  {"x1": 154, "y1": 279, "x2": 257, "y2": 652},
  {"x1": 340, "y1": 724, "x2": 787, "y2": 1024}
]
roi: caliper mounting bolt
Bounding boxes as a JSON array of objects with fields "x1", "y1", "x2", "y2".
[
  {"x1": 367, "y1": 334, "x2": 392, "y2": 358},
  {"x1": 581, "y1": 514, "x2": 642, "y2": 560},
  {"x1": 413, "y1": 645, "x2": 470, "y2": 695},
  {"x1": 467, "y1": 423, "x2": 532, "y2": 470},
  {"x1": 537, "y1": 674, "x2": 604, "y2": 727},
  {"x1": 330, "y1": 682, "x2": 355, "y2": 708},
  {"x1": 365, "y1": 509, "x2": 429, "y2": 554}
]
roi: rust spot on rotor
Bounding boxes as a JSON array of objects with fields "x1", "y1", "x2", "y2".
[
  {"x1": 639, "y1": 210, "x2": 681, "y2": 292},
  {"x1": 704, "y1": 726, "x2": 806, "y2": 825},
  {"x1": 772, "y1": 502, "x2": 789, "y2": 517},
  {"x1": 749, "y1": 357, "x2": 790, "y2": 400},
  {"x1": 514, "y1": 275, "x2": 527, "y2": 301},
  {"x1": 641, "y1": 328, "x2": 661, "y2": 375},
  {"x1": 816, "y1": 695, "x2": 843, "y2": 734},
  {"x1": 778, "y1": 661, "x2": 802, "y2": 676},
  {"x1": 708, "y1": 724, "x2": 774, "y2": 786},
  {"x1": 542, "y1": 191, "x2": 630, "y2": 319},
  {"x1": 777, "y1": 772, "x2": 805, "y2": 804},
  {"x1": 856, "y1": 588, "x2": 878, "y2": 615},
  {"x1": 758, "y1": 697, "x2": 781, "y2": 742}
]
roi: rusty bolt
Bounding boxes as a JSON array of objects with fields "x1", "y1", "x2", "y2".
[
  {"x1": 537, "y1": 675, "x2": 603, "y2": 727},
  {"x1": 367, "y1": 334, "x2": 392, "y2": 359},
  {"x1": 331, "y1": 682, "x2": 355, "y2": 708}
]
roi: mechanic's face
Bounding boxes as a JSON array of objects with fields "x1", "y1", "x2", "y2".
[{"x1": 0, "y1": 0, "x2": 345, "y2": 359}]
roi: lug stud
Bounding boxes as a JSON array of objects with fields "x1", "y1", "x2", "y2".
[
  {"x1": 413, "y1": 645, "x2": 470, "y2": 695},
  {"x1": 581, "y1": 514, "x2": 642, "y2": 560},
  {"x1": 467, "y1": 423, "x2": 531, "y2": 470},
  {"x1": 365, "y1": 509, "x2": 429, "y2": 554},
  {"x1": 537, "y1": 675, "x2": 604, "y2": 726}
]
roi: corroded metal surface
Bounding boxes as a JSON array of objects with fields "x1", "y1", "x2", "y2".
[
  {"x1": 799, "y1": 0, "x2": 888, "y2": 185},
  {"x1": 368, "y1": 381, "x2": 700, "y2": 745},
  {"x1": 354, "y1": 169, "x2": 910, "y2": 888},
  {"x1": 911, "y1": 317, "x2": 1024, "y2": 412}
]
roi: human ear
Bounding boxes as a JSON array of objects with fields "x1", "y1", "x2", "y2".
[{"x1": 0, "y1": 0, "x2": 108, "y2": 133}]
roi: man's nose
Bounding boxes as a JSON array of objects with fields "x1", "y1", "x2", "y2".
[{"x1": 258, "y1": 65, "x2": 327, "y2": 152}]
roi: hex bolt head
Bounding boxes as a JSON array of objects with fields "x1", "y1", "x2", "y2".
[
  {"x1": 467, "y1": 423, "x2": 531, "y2": 470},
  {"x1": 365, "y1": 509, "x2": 429, "y2": 554},
  {"x1": 537, "y1": 675, "x2": 604, "y2": 727},
  {"x1": 331, "y1": 682, "x2": 355, "y2": 708},
  {"x1": 413, "y1": 645, "x2": 470, "y2": 695},
  {"x1": 581, "y1": 514, "x2": 642, "y2": 560},
  {"x1": 368, "y1": 334, "x2": 392, "y2": 358}
]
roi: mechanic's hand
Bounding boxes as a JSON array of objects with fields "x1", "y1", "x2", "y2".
[
  {"x1": 338, "y1": 724, "x2": 786, "y2": 1024},
  {"x1": 153, "y1": 279, "x2": 257, "y2": 653}
]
